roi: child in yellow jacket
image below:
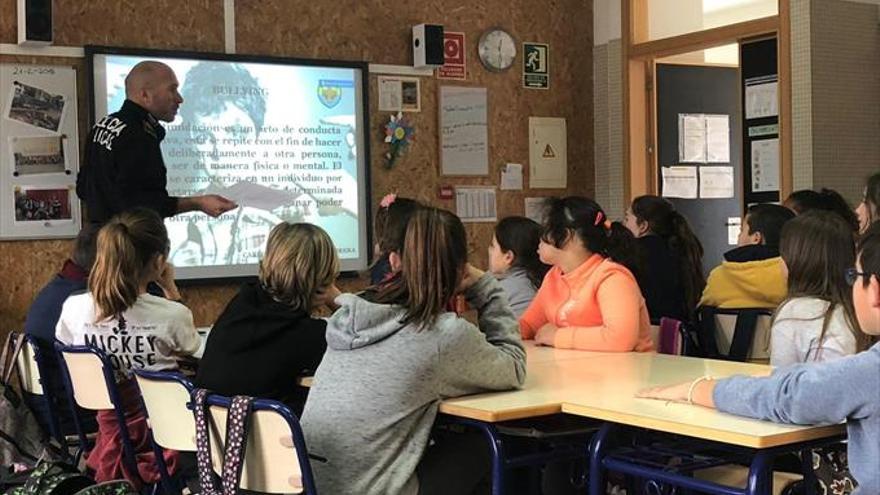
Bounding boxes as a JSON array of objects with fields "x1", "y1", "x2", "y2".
[{"x1": 700, "y1": 203, "x2": 795, "y2": 308}]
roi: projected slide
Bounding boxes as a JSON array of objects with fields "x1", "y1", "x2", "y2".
[{"x1": 91, "y1": 52, "x2": 368, "y2": 279}]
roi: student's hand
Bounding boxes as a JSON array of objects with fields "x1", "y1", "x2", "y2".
[
  {"x1": 458, "y1": 264, "x2": 485, "y2": 293},
  {"x1": 156, "y1": 262, "x2": 182, "y2": 301},
  {"x1": 635, "y1": 382, "x2": 692, "y2": 403},
  {"x1": 534, "y1": 323, "x2": 558, "y2": 346},
  {"x1": 198, "y1": 194, "x2": 238, "y2": 217},
  {"x1": 636, "y1": 378, "x2": 717, "y2": 408},
  {"x1": 313, "y1": 284, "x2": 342, "y2": 310}
]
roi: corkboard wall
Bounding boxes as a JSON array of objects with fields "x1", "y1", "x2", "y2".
[{"x1": 0, "y1": 0, "x2": 593, "y2": 333}]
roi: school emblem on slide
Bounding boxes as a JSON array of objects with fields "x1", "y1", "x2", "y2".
[{"x1": 317, "y1": 80, "x2": 342, "y2": 108}]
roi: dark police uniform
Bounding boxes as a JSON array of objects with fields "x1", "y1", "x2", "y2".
[{"x1": 77, "y1": 99, "x2": 178, "y2": 224}]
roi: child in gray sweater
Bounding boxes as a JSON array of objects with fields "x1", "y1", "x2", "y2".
[
  {"x1": 488, "y1": 216, "x2": 550, "y2": 317},
  {"x1": 300, "y1": 207, "x2": 526, "y2": 495},
  {"x1": 638, "y1": 223, "x2": 880, "y2": 494}
]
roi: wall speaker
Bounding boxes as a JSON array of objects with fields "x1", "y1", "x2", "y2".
[
  {"x1": 17, "y1": 0, "x2": 53, "y2": 46},
  {"x1": 412, "y1": 24, "x2": 444, "y2": 69}
]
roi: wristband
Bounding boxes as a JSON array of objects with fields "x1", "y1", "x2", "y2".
[{"x1": 687, "y1": 376, "x2": 713, "y2": 405}]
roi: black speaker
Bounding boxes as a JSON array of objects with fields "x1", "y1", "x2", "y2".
[
  {"x1": 17, "y1": 0, "x2": 53, "y2": 46},
  {"x1": 412, "y1": 24, "x2": 444, "y2": 68}
]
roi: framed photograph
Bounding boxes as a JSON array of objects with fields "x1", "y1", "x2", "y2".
[
  {"x1": 401, "y1": 78, "x2": 421, "y2": 112},
  {"x1": 10, "y1": 135, "x2": 66, "y2": 176},
  {"x1": 13, "y1": 185, "x2": 73, "y2": 223},
  {"x1": 377, "y1": 76, "x2": 420, "y2": 112},
  {"x1": 5, "y1": 81, "x2": 66, "y2": 132}
]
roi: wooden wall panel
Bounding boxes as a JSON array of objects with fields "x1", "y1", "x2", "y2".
[{"x1": 0, "y1": 0, "x2": 592, "y2": 334}]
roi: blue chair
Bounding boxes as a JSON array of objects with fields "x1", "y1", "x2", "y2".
[
  {"x1": 55, "y1": 344, "x2": 152, "y2": 493},
  {"x1": 133, "y1": 370, "x2": 197, "y2": 495},
  {"x1": 198, "y1": 392, "x2": 319, "y2": 494}
]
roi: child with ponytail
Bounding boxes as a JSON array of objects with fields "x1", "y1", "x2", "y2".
[
  {"x1": 56, "y1": 208, "x2": 200, "y2": 487},
  {"x1": 624, "y1": 195, "x2": 705, "y2": 321},
  {"x1": 520, "y1": 196, "x2": 654, "y2": 351},
  {"x1": 301, "y1": 206, "x2": 525, "y2": 495}
]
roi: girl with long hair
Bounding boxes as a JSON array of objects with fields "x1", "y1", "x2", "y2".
[
  {"x1": 624, "y1": 195, "x2": 705, "y2": 321},
  {"x1": 55, "y1": 208, "x2": 199, "y2": 487},
  {"x1": 771, "y1": 210, "x2": 866, "y2": 366},
  {"x1": 301, "y1": 207, "x2": 525, "y2": 495}
]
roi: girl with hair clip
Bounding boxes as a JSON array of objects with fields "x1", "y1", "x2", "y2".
[
  {"x1": 856, "y1": 172, "x2": 880, "y2": 234},
  {"x1": 488, "y1": 216, "x2": 551, "y2": 317},
  {"x1": 520, "y1": 196, "x2": 654, "y2": 351},
  {"x1": 370, "y1": 193, "x2": 422, "y2": 284},
  {"x1": 55, "y1": 208, "x2": 200, "y2": 487},
  {"x1": 301, "y1": 207, "x2": 526, "y2": 495},
  {"x1": 196, "y1": 222, "x2": 340, "y2": 415},
  {"x1": 638, "y1": 223, "x2": 880, "y2": 495},
  {"x1": 771, "y1": 210, "x2": 867, "y2": 366},
  {"x1": 624, "y1": 195, "x2": 705, "y2": 322}
]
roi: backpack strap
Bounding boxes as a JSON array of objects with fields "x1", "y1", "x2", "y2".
[
  {"x1": 1, "y1": 332, "x2": 26, "y2": 387},
  {"x1": 193, "y1": 389, "x2": 220, "y2": 495},
  {"x1": 219, "y1": 395, "x2": 254, "y2": 495}
]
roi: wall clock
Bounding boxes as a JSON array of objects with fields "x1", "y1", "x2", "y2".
[{"x1": 478, "y1": 28, "x2": 516, "y2": 72}]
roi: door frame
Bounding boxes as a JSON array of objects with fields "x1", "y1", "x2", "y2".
[{"x1": 622, "y1": 0, "x2": 791, "y2": 203}]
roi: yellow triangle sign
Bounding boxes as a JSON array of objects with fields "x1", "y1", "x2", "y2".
[{"x1": 542, "y1": 144, "x2": 556, "y2": 158}]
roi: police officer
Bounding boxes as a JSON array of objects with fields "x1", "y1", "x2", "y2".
[{"x1": 77, "y1": 61, "x2": 237, "y2": 225}]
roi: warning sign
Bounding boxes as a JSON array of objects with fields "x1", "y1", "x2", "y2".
[
  {"x1": 438, "y1": 32, "x2": 467, "y2": 80},
  {"x1": 523, "y1": 42, "x2": 549, "y2": 89},
  {"x1": 542, "y1": 144, "x2": 555, "y2": 158}
]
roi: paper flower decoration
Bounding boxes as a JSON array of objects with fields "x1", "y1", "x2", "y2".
[{"x1": 383, "y1": 112, "x2": 415, "y2": 169}]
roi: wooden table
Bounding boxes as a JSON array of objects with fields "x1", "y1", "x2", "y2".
[
  {"x1": 441, "y1": 344, "x2": 842, "y2": 448},
  {"x1": 440, "y1": 343, "x2": 845, "y2": 495}
]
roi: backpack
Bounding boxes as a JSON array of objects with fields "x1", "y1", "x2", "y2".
[
  {"x1": 192, "y1": 388, "x2": 254, "y2": 495},
  {"x1": 0, "y1": 332, "x2": 49, "y2": 467},
  {"x1": 2, "y1": 461, "x2": 93, "y2": 495}
]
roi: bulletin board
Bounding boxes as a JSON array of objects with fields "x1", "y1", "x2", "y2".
[
  {"x1": 0, "y1": 64, "x2": 81, "y2": 239},
  {"x1": 740, "y1": 38, "x2": 780, "y2": 206}
]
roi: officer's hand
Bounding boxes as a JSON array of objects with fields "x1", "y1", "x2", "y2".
[{"x1": 199, "y1": 194, "x2": 238, "y2": 217}]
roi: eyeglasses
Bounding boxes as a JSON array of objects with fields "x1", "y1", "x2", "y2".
[{"x1": 844, "y1": 267, "x2": 869, "y2": 286}]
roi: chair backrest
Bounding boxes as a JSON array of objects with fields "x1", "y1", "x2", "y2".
[
  {"x1": 696, "y1": 307, "x2": 773, "y2": 362},
  {"x1": 58, "y1": 349, "x2": 114, "y2": 410},
  {"x1": 657, "y1": 317, "x2": 685, "y2": 355},
  {"x1": 16, "y1": 337, "x2": 43, "y2": 395},
  {"x1": 134, "y1": 370, "x2": 196, "y2": 452},
  {"x1": 203, "y1": 394, "x2": 316, "y2": 494},
  {"x1": 56, "y1": 344, "x2": 145, "y2": 487},
  {"x1": 715, "y1": 313, "x2": 773, "y2": 362}
]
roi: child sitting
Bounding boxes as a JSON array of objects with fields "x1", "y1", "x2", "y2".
[
  {"x1": 55, "y1": 208, "x2": 199, "y2": 487},
  {"x1": 196, "y1": 222, "x2": 340, "y2": 415},
  {"x1": 520, "y1": 196, "x2": 654, "y2": 351},
  {"x1": 623, "y1": 195, "x2": 704, "y2": 322},
  {"x1": 771, "y1": 210, "x2": 865, "y2": 366},
  {"x1": 300, "y1": 207, "x2": 526, "y2": 495},
  {"x1": 487, "y1": 216, "x2": 550, "y2": 317},
  {"x1": 700, "y1": 203, "x2": 795, "y2": 309},
  {"x1": 638, "y1": 222, "x2": 880, "y2": 494}
]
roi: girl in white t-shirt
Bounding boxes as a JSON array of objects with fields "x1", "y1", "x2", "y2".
[
  {"x1": 771, "y1": 210, "x2": 866, "y2": 366},
  {"x1": 56, "y1": 208, "x2": 199, "y2": 487}
]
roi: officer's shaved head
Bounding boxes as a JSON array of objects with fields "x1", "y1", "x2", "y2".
[
  {"x1": 124, "y1": 61, "x2": 174, "y2": 97},
  {"x1": 124, "y1": 61, "x2": 182, "y2": 122}
]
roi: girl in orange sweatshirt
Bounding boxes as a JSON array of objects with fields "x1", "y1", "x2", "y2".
[{"x1": 520, "y1": 196, "x2": 655, "y2": 352}]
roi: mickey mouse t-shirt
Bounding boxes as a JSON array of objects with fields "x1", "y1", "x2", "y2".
[{"x1": 56, "y1": 292, "x2": 200, "y2": 379}]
